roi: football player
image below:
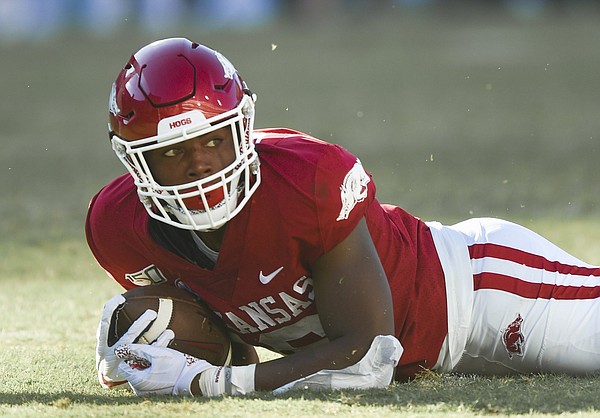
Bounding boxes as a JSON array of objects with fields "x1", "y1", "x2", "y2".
[{"x1": 88, "y1": 37, "x2": 600, "y2": 396}]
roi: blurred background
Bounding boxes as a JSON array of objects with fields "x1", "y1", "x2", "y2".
[{"x1": 1, "y1": 0, "x2": 600, "y2": 244}]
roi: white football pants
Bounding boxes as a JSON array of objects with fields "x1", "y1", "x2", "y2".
[{"x1": 429, "y1": 217, "x2": 600, "y2": 376}]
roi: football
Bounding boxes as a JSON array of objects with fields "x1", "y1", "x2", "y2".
[{"x1": 109, "y1": 285, "x2": 232, "y2": 366}]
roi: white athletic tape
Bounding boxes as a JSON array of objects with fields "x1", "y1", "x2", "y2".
[{"x1": 138, "y1": 298, "x2": 173, "y2": 344}]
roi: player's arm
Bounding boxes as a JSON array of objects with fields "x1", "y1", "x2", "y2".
[
  {"x1": 230, "y1": 342, "x2": 260, "y2": 365},
  {"x1": 251, "y1": 217, "x2": 396, "y2": 391},
  {"x1": 115, "y1": 218, "x2": 400, "y2": 396}
]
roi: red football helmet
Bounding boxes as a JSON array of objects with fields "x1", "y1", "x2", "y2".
[{"x1": 109, "y1": 38, "x2": 260, "y2": 231}]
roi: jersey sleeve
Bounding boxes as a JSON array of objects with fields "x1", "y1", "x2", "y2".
[
  {"x1": 313, "y1": 144, "x2": 376, "y2": 253},
  {"x1": 85, "y1": 175, "x2": 158, "y2": 290}
]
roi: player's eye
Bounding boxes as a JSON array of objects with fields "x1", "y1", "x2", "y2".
[
  {"x1": 205, "y1": 138, "x2": 222, "y2": 148},
  {"x1": 162, "y1": 148, "x2": 181, "y2": 157}
]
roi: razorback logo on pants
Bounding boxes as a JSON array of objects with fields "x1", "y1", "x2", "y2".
[{"x1": 502, "y1": 313, "x2": 525, "y2": 359}]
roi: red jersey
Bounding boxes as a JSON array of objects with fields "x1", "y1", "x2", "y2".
[{"x1": 86, "y1": 128, "x2": 447, "y2": 380}]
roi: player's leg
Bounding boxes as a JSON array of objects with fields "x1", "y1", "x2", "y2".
[{"x1": 450, "y1": 217, "x2": 600, "y2": 375}]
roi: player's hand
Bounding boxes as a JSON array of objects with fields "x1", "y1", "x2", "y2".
[
  {"x1": 273, "y1": 335, "x2": 402, "y2": 393},
  {"x1": 96, "y1": 294, "x2": 158, "y2": 388},
  {"x1": 116, "y1": 338, "x2": 257, "y2": 397},
  {"x1": 115, "y1": 343, "x2": 214, "y2": 396}
]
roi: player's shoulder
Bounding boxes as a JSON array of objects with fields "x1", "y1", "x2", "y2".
[
  {"x1": 254, "y1": 127, "x2": 329, "y2": 145},
  {"x1": 85, "y1": 173, "x2": 151, "y2": 271},
  {"x1": 254, "y1": 127, "x2": 356, "y2": 165},
  {"x1": 87, "y1": 173, "x2": 138, "y2": 216},
  {"x1": 86, "y1": 173, "x2": 147, "y2": 240}
]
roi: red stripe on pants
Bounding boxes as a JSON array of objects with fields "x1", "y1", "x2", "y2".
[{"x1": 469, "y1": 243, "x2": 600, "y2": 300}]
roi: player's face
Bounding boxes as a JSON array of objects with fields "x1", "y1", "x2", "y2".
[{"x1": 145, "y1": 126, "x2": 236, "y2": 186}]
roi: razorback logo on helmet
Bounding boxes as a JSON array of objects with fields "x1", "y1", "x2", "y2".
[
  {"x1": 109, "y1": 82, "x2": 120, "y2": 116},
  {"x1": 157, "y1": 110, "x2": 210, "y2": 139},
  {"x1": 215, "y1": 51, "x2": 235, "y2": 79},
  {"x1": 502, "y1": 313, "x2": 525, "y2": 359},
  {"x1": 336, "y1": 159, "x2": 370, "y2": 221}
]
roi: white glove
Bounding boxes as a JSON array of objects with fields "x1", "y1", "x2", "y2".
[
  {"x1": 116, "y1": 342, "x2": 214, "y2": 396},
  {"x1": 273, "y1": 335, "x2": 403, "y2": 394},
  {"x1": 96, "y1": 294, "x2": 157, "y2": 388},
  {"x1": 116, "y1": 340, "x2": 256, "y2": 397}
]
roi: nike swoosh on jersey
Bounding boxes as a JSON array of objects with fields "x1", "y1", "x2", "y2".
[{"x1": 259, "y1": 266, "x2": 284, "y2": 285}]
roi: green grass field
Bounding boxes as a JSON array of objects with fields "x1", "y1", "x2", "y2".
[{"x1": 2, "y1": 7, "x2": 600, "y2": 417}]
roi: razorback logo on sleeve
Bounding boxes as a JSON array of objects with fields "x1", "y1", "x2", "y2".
[{"x1": 336, "y1": 159, "x2": 370, "y2": 221}]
